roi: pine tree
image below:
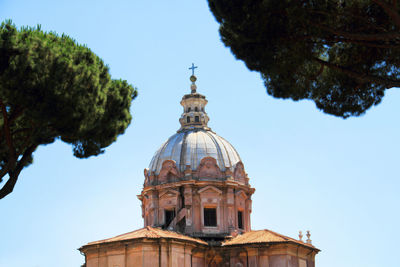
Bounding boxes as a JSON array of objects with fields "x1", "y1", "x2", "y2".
[
  {"x1": 208, "y1": 0, "x2": 400, "y2": 118},
  {"x1": 0, "y1": 21, "x2": 137, "y2": 199}
]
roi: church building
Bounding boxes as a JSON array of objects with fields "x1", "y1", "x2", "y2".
[{"x1": 79, "y1": 68, "x2": 320, "y2": 266}]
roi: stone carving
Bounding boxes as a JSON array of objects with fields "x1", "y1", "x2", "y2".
[
  {"x1": 141, "y1": 203, "x2": 145, "y2": 218},
  {"x1": 197, "y1": 157, "x2": 223, "y2": 178},
  {"x1": 158, "y1": 160, "x2": 181, "y2": 183},
  {"x1": 144, "y1": 168, "x2": 149, "y2": 185},
  {"x1": 233, "y1": 161, "x2": 246, "y2": 181}
]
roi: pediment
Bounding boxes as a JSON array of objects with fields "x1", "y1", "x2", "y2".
[
  {"x1": 198, "y1": 185, "x2": 222, "y2": 195},
  {"x1": 235, "y1": 190, "x2": 247, "y2": 199},
  {"x1": 159, "y1": 189, "x2": 179, "y2": 199}
]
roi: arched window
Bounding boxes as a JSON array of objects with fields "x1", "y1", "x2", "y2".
[{"x1": 187, "y1": 107, "x2": 191, "y2": 112}]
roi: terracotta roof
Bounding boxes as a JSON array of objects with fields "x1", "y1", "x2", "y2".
[
  {"x1": 83, "y1": 226, "x2": 207, "y2": 247},
  {"x1": 222, "y1": 229, "x2": 319, "y2": 250}
]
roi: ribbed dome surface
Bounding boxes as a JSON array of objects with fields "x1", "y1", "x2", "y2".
[{"x1": 148, "y1": 129, "x2": 241, "y2": 175}]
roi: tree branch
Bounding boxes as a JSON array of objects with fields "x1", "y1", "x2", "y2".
[
  {"x1": 301, "y1": 36, "x2": 400, "y2": 49},
  {"x1": 0, "y1": 100, "x2": 36, "y2": 200},
  {"x1": 14, "y1": 144, "x2": 37, "y2": 176},
  {"x1": 0, "y1": 99, "x2": 17, "y2": 166},
  {"x1": 308, "y1": 8, "x2": 389, "y2": 33},
  {"x1": 0, "y1": 171, "x2": 18, "y2": 200},
  {"x1": 8, "y1": 106, "x2": 24, "y2": 125},
  {"x1": 335, "y1": 39, "x2": 399, "y2": 49},
  {"x1": 315, "y1": 24, "x2": 400, "y2": 41},
  {"x1": 0, "y1": 166, "x2": 10, "y2": 182},
  {"x1": 0, "y1": 144, "x2": 38, "y2": 199},
  {"x1": 312, "y1": 57, "x2": 400, "y2": 88},
  {"x1": 11, "y1": 127, "x2": 32, "y2": 136},
  {"x1": 372, "y1": 0, "x2": 400, "y2": 29}
]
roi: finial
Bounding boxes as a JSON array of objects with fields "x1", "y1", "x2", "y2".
[
  {"x1": 306, "y1": 230, "x2": 312, "y2": 244},
  {"x1": 298, "y1": 231, "x2": 303, "y2": 241},
  {"x1": 189, "y1": 63, "x2": 198, "y2": 76},
  {"x1": 189, "y1": 63, "x2": 198, "y2": 93}
]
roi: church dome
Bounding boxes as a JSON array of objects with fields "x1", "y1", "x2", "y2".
[
  {"x1": 147, "y1": 72, "x2": 243, "y2": 177},
  {"x1": 140, "y1": 69, "x2": 253, "y2": 238},
  {"x1": 148, "y1": 128, "x2": 242, "y2": 175}
]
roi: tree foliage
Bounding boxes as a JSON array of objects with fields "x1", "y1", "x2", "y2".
[
  {"x1": 0, "y1": 21, "x2": 137, "y2": 199},
  {"x1": 208, "y1": 0, "x2": 400, "y2": 118}
]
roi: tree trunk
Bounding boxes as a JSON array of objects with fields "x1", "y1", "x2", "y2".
[{"x1": 0, "y1": 172, "x2": 19, "y2": 199}]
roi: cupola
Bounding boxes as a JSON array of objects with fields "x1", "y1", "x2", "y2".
[{"x1": 179, "y1": 75, "x2": 210, "y2": 131}]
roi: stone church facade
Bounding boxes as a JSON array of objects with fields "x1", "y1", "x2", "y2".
[{"x1": 79, "y1": 73, "x2": 319, "y2": 266}]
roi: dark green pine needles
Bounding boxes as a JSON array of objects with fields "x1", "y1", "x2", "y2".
[
  {"x1": 0, "y1": 20, "x2": 137, "y2": 199},
  {"x1": 208, "y1": 0, "x2": 400, "y2": 118}
]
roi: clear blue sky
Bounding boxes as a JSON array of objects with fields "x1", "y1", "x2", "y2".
[{"x1": 0, "y1": 1, "x2": 399, "y2": 267}]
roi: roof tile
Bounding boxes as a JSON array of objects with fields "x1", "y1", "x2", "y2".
[
  {"x1": 85, "y1": 226, "x2": 207, "y2": 246},
  {"x1": 222, "y1": 229, "x2": 318, "y2": 250}
]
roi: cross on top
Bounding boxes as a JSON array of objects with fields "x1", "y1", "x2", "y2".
[{"x1": 189, "y1": 63, "x2": 198, "y2": 76}]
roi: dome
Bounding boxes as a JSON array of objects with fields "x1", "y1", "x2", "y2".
[{"x1": 148, "y1": 129, "x2": 242, "y2": 175}]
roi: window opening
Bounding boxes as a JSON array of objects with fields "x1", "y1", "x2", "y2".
[
  {"x1": 187, "y1": 116, "x2": 190, "y2": 123},
  {"x1": 165, "y1": 209, "x2": 176, "y2": 228},
  {"x1": 204, "y1": 208, "x2": 217, "y2": 227},
  {"x1": 195, "y1": 107, "x2": 198, "y2": 112},
  {"x1": 238, "y1": 211, "x2": 244, "y2": 229},
  {"x1": 187, "y1": 107, "x2": 191, "y2": 112},
  {"x1": 195, "y1": 116, "x2": 199, "y2": 122}
]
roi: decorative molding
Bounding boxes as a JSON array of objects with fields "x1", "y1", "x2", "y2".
[
  {"x1": 158, "y1": 160, "x2": 182, "y2": 183},
  {"x1": 159, "y1": 189, "x2": 180, "y2": 199},
  {"x1": 233, "y1": 161, "x2": 246, "y2": 181},
  {"x1": 198, "y1": 185, "x2": 222, "y2": 195},
  {"x1": 235, "y1": 190, "x2": 247, "y2": 200},
  {"x1": 197, "y1": 157, "x2": 223, "y2": 178},
  {"x1": 144, "y1": 168, "x2": 150, "y2": 185}
]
